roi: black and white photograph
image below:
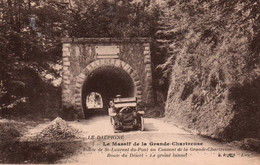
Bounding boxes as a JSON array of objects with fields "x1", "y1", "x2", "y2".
[{"x1": 0, "y1": 0, "x2": 260, "y2": 164}]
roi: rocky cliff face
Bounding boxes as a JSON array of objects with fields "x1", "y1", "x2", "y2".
[
  {"x1": 160, "y1": 0, "x2": 260, "y2": 141},
  {"x1": 166, "y1": 54, "x2": 260, "y2": 141}
]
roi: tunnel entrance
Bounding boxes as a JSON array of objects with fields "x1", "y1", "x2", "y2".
[
  {"x1": 82, "y1": 66, "x2": 135, "y2": 116},
  {"x1": 86, "y1": 92, "x2": 103, "y2": 109}
]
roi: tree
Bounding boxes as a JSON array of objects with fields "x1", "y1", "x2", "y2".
[
  {"x1": 68, "y1": 0, "x2": 160, "y2": 37},
  {"x1": 0, "y1": 0, "x2": 68, "y2": 115},
  {"x1": 0, "y1": 0, "x2": 161, "y2": 117}
]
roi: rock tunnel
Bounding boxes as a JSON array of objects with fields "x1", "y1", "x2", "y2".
[{"x1": 81, "y1": 65, "x2": 136, "y2": 115}]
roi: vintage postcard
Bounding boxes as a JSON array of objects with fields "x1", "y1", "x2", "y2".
[{"x1": 0, "y1": 0, "x2": 259, "y2": 165}]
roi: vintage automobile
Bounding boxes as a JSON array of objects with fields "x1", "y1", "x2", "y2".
[{"x1": 108, "y1": 96, "x2": 145, "y2": 133}]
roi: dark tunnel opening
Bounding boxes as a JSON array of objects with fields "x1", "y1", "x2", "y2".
[{"x1": 82, "y1": 66, "x2": 135, "y2": 117}]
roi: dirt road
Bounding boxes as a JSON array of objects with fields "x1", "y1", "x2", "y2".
[{"x1": 58, "y1": 114, "x2": 260, "y2": 165}]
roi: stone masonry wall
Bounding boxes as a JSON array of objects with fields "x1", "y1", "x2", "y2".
[{"x1": 61, "y1": 38, "x2": 153, "y2": 118}]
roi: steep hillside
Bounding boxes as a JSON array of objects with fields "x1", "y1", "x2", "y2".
[{"x1": 161, "y1": 0, "x2": 260, "y2": 141}]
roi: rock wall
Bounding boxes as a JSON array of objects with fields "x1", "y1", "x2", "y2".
[
  {"x1": 165, "y1": 54, "x2": 260, "y2": 141},
  {"x1": 160, "y1": 0, "x2": 260, "y2": 142}
]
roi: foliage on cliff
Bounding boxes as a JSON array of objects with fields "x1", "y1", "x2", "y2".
[
  {"x1": 69, "y1": 0, "x2": 160, "y2": 37},
  {"x1": 160, "y1": 0, "x2": 260, "y2": 141}
]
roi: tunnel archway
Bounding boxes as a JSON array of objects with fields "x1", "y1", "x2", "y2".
[
  {"x1": 82, "y1": 66, "x2": 135, "y2": 115},
  {"x1": 74, "y1": 59, "x2": 142, "y2": 118}
]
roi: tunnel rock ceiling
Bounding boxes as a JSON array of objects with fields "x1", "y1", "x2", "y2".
[
  {"x1": 80, "y1": 62, "x2": 139, "y2": 115},
  {"x1": 83, "y1": 66, "x2": 135, "y2": 99}
]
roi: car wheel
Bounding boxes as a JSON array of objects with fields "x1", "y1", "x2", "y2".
[
  {"x1": 139, "y1": 116, "x2": 144, "y2": 131},
  {"x1": 111, "y1": 117, "x2": 118, "y2": 133},
  {"x1": 109, "y1": 116, "x2": 113, "y2": 125}
]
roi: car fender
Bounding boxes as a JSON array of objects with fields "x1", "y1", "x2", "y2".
[{"x1": 137, "y1": 111, "x2": 145, "y2": 115}]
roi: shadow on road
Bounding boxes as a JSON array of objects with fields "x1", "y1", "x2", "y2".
[
  {"x1": 84, "y1": 109, "x2": 108, "y2": 119},
  {"x1": 144, "y1": 123, "x2": 158, "y2": 131},
  {"x1": 81, "y1": 111, "x2": 159, "y2": 133}
]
